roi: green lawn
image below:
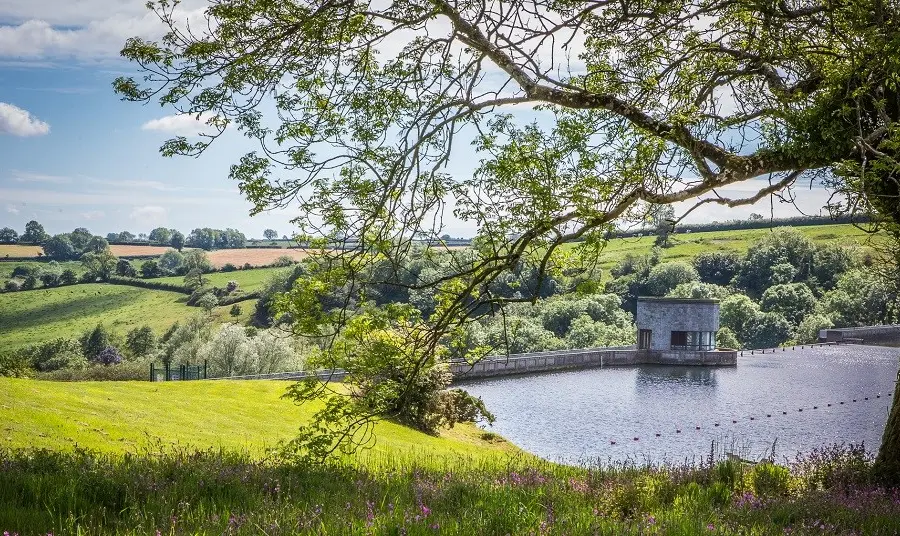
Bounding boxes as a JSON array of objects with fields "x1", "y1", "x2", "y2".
[
  {"x1": 0, "y1": 378, "x2": 512, "y2": 462},
  {"x1": 154, "y1": 265, "x2": 287, "y2": 293},
  {"x1": 586, "y1": 223, "x2": 879, "y2": 278},
  {"x1": 0, "y1": 284, "x2": 200, "y2": 351}
]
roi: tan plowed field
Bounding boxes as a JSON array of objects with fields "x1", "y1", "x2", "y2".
[{"x1": 206, "y1": 248, "x2": 310, "y2": 268}]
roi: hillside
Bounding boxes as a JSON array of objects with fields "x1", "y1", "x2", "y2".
[
  {"x1": 0, "y1": 378, "x2": 512, "y2": 461},
  {"x1": 0, "y1": 284, "x2": 200, "y2": 351}
]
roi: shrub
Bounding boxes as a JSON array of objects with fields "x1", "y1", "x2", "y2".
[
  {"x1": 226, "y1": 280, "x2": 239, "y2": 293},
  {"x1": 230, "y1": 304, "x2": 242, "y2": 316},
  {"x1": 4, "y1": 279, "x2": 21, "y2": 292},
  {"x1": 645, "y1": 261, "x2": 699, "y2": 296},
  {"x1": 125, "y1": 326, "x2": 157, "y2": 357},
  {"x1": 94, "y1": 346, "x2": 124, "y2": 366},
  {"x1": 243, "y1": 262, "x2": 253, "y2": 270},
  {"x1": 81, "y1": 325, "x2": 112, "y2": 361},
  {"x1": 750, "y1": 462, "x2": 791, "y2": 497},
  {"x1": 40, "y1": 271, "x2": 61, "y2": 288},
  {"x1": 272, "y1": 255, "x2": 295, "y2": 267},
  {"x1": 37, "y1": 361, "x2": 148, "y2": 381},
  {"x1": 11, "y1": 265, "x2": 36, "y2": 278},
  {"x1": 107, "y1": 276, "x2": 190, "y2": 294},
  {"x1": 60, "y1": 269, "x2": 78, "y2": 285},
  {"x1": 222, "y1": 263, "x2": 238, "y2": 272},
  {"x1": 187, "y1": 287, "x2": 216, "y2": 306},
  {"x1": 22, "y1": 275, "x2": 37, "y2": 290},
  {"x1": 20, "y1": 338, "x2": 86, "y2": 372},
  {"x1": 158, "y1": 250, "x2": 186, "y2": 275},
  {"x1": 116, "y1": 258, "x2": 137, "y2": 277},
  {"x1": 197, "y1": 293, "x2": 219, "y2": 312},
  {"x1": 0, "y1": 351, "x2": 31, "y2": 377},
  {"x1": 141, "y1": 260, "x2": 162, "y2": 278}
]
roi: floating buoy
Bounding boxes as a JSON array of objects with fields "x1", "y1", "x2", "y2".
[
  {"x1": 840, "y1": 402, "x2": 844, "y2": 405},
  {"x1": 813, "y1": 406, "x2": 818, "y2": 409},
  {"x1": 732, "y1": 419, "x2": 737, "y2": 423},
  {"x1": 798, "y1": 408, "x2": 803, "y2": 412},
  {"x1": 714, "y1": 423, "x2": 720, "y2": 427},
  {"x1": 782, "y1": 411, "x2": 787, "y2": 414},
  {"x1": 696, "y1": 425, "x2": 700, "y2": 430},
  {"x1": 750, "y1": 417, "x2": 755, "y2": 420},
  {"x1": 767, "y1": 414, "x2": 771, "y2": 417},
  {"x1": 853, "y1": 399, "x2": 857, "y2": 402},
  {"x1": 610, "y1": 440, "x2": 616, "y2": 445},
  {"x1": 655, "y1": 433, "x2": 661, "y2": 437},
  {"x1": 827, "y1": 404, "x2": 831, "y2": 407},
  {"x1": 865, "y1": 397, "x2": 869, "y2": 400},
  {"x1": 877, "y1": 395, "x2": 881, "y2": 399},
  {"x1": 676, "y1": 429, "x2": 681, "y2": 433},
  {"x1": 633, "y1": 437, "x2": 639, "y2": 441}
]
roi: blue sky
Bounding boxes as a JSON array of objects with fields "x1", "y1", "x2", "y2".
[{"x1": 0, "y1": 1, "x2": 835, "y2": 239}]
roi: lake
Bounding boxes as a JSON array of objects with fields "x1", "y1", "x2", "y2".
[{"x1": 462, "y1": 344, "x2": 900, "y2": 464}]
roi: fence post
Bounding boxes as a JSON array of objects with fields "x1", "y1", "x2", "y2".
[
  {"x1": 150, "y1": 362, "x2": 155, "y2": 382},
  {"x1": 204, "y1": 359, "x2": 208, "y2": 379},
  {"x1": 164, "y1": 362, "x2": 170, "y2": 381}
]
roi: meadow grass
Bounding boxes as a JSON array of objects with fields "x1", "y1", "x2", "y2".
[
  {"x1": 154, "y1": 266, "x2": 288, "y2": 294},
  {"x1": 0, "y1": 285, "x2": 202, "y2": 351},
  {"x1": 0, "y1": 378, "x2": 512, "y2": 459}
]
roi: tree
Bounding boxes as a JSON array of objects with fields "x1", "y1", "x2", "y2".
[
  {"x1": 81, "y1": 325, "x2": 112, "y2": 361},
  {"x1": 94, "y1": 346, "x2": 124, "y2": 366},
  {"x1": 149, "y1": 227, "x2": 172, "y2": 244},
  {"x1": 196, "y1": 292, "x2": 219, "y2": 312},
  {"x1": 125, "y1": 326, "x2": 156, "y2": 357},
  {"x1": 264, "y1": 229, "x2": 278, "y2": 241},
  {"x1": 158, "y1": 250, "x2": 185, "y2": 275},
  {"x1": 117, "y1": 231, "x2": 136, "y2": 242},
  {"x1": 735, "y1": 228, "x2": 816, "y2": 297},
  {"x1": 42, "y1": 234, "x2": 76, "y2": 261},
  {"x1": 170, "y1": 230, "x2": 185, "y2": 251},
  {"x1": 117, "y1": 0, "x2": 900, "y2": 458},
  {"x1": 743, "y1": 312, "x2": 793, "y2": 350},
  {"x1": 60, "y1": 269, "x2": 78, "y2": 285},
  {"x1": 116, "y1": 258, "x2": 137, "y2": 277},
  {"x1": 649, "y1": 204, "x2": 675, "y2": 248},
  {"x1": 0, "y1": 227, "x2": 18, "y2": 244},
  {"x1": 69, "y1": 228, "x2": 93, "y2": 251},
  {"x1": 760, "y1": 283, "x2": 818, "y2": 327},
  {"x1": 20, "y1": 220, "x2": 46, "y2": 244},
  {"x1": 644, "y1": 262, "x2": 699, "y2": 297},
  {"x1": 81, "y1": 248, "x2": 118, "y2": 281},
  {"x1": 83, "y1": 236, "x2": 110, "y2": 255},
  {"x1": 106, "y1": 232, "x2": 119, "y2": 242},
  {"x1": 184, "y1": 268, "x2": 207, "y2": 291},
  {"x1": 719, "y1": 294, "x2": 760, "y2": 344},
  {"x1": 183, "y1": 249, "x2": 212, "y2": 273},
  {"x1": 693, "y1": 251, "x2": 741, "y2": 287},
  {"x1": 140, "y1": 260, "x2": 162, "y2": 278}
]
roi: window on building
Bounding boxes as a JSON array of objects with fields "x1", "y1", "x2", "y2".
[
  {"x1": 670, "y1": 331, "x2": 716, "y2": 351},
  {"x1": 638, "y1": 329, "x2": 652, "y2": 350}
]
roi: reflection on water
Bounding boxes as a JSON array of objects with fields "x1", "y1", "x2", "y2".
[
  {"x1": 463, "y1": 345, "x2": 900, "y2": 464},
  {"x1": 635, "y1": 366, "x2": 716, "y2": 388}
]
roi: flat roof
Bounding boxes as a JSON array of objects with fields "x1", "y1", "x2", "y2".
[{"x1": 636, "y1": 297, "x2": 720, "y2": 304}]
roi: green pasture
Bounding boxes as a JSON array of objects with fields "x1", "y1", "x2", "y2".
[
  {"x1": 154, "y1": 265, "x2": 287, "y2": 293},
  {"x1": 0, "y1": 284, "x2": 201, "y2": 351}
]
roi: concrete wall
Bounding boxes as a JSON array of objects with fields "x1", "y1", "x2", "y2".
[
  {"x1": 450, "y1": 347, "x2": 737, "y2": 381},
  {"x1": 636, "y1": 298, "x2": 720, "y2": 350},
  {"x1": 821, "y1": 325, "x2": 900, "y2": 346}
]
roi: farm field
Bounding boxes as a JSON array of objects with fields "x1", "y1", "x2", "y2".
[
  {"x1": 587, "y1": 223, "x2": 879, "y2": 277},
  {"x1": 0, "y1": 243, "x2": 176, "y2": 258},
  {"x1": 155, "y1": 265, "x2": 288, "y2": 293},
  {"x1": 206, "y1": 247, "x2": 310, "y2": 268},
  {"x1": 0, "y1": 378, "x2": 510, "y2": 459},
  {"x1": 0, "y1": 284, "x2": 201, "y2": 351}
]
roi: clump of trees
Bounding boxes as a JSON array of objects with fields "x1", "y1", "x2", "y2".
[{"x1": 186, "y1": 228, "x2": 246, "y2": 250}]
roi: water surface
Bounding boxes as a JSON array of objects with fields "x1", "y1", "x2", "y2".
[{"x1": 462, "y1": 345, "x2": 900, "y2": 464}]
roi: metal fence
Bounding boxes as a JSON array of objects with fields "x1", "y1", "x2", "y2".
[{"x1": 150, "y1": 361, "x2": 208, "y2": 381}]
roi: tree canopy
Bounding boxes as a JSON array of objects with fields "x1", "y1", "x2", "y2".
[{"x1": 117, "y1": 0, "x2": 900, "y2": 459}]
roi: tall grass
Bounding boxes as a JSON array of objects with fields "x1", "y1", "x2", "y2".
[{"x1": 2, "y1": 444, "x2": 898, "y2": 535}]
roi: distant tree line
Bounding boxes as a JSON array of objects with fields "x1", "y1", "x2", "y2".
[{"x1": 612, "y1": 214, "x2": 871, "y2": 239}]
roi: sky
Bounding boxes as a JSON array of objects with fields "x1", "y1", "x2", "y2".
[{"x1": 0, "y1": 1, "x2": 836, "y2": 239}]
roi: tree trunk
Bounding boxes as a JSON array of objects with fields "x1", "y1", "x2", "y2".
[{"x1": 874, "y1": 366, "x2": 900, "y2": 486}]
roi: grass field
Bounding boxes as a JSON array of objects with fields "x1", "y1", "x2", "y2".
[
  {"x1": 0, "y1": 378, "x2": 510, "y2": 459},
  {"x1": 0, "y1": 284, "x2": 204, "y2": 351},
  {"x1": 154, "y1": 265, "x2": 288, "y2": 293},
  {"x1": 587, "y1": 223, "x2": 880, "y2": 278}
]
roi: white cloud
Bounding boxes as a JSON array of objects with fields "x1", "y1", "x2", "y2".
[
  {"x1": 11, "y1": 170, "x2": 70, "y2": 183},
  {"x1": 80, "y1": 210, "x2": 104, "y2": 221},
  {"x1": 141, "y1": 113, "x2": 218, "y2": 136},
  {"x1": 6, "y1": 204, "x2": 19, "y2": 215},
  {"x1": 130, "y1": 205, "x2": 168, "y2": 227},
  {"x1": 0, "y1": 102, "x2": 50, "y2": 137}
]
